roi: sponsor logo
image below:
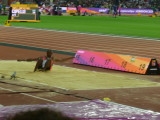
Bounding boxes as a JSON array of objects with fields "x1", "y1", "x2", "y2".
[
  {"x1": 78, "y1": 50, "x2": 85, "y2": 53},
  {"x1": 99, "y1": 9, "x2": 107, "y2": 12}
]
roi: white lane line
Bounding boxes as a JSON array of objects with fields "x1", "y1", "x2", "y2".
[
  {"x1": 1, "y1": 39, "x2": 160, "y2": 55},
  {"x1": 22, "y1": 79, "x2": 69, "y2": 91},
  {"x1": 1, "y1": 29, "x2": 160, "y2": 50},
  {"x1": 1, "y1": 35, "x2": 160, "y2": 49},
  {"x1": 1, "y1": 30, "x2": 159, "y2": 44},
  {"x1": 1, "y1": 26, "x2": 160, "y2": 55},
  {"x1": 1, "y1": 39, "x2": 156, "y2": 52},
  {"x1": 4, "y1": 26, "x2": 160, "y2": 41},
  {"x1": 1, "y1": 26, "x2": 160, "y2": 59},
  {"x1": 1, "y1": 38, "x2": 160, "y2": 52},
  {"x1": 0, "y1": 87, "x2": 56, "y2": 103},
  {"x1": 1, "y1": 40, "x2": 160, "y2": 57},
  {"x1": 1, "y1": 27, "x2": 160, "y2": 47}
]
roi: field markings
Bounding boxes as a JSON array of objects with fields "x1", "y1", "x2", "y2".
[
  {"x1": 1, "y1": 38, "x2": 159, "y2": 51},
  {"x1": 1, "y1": 26, "x2": 160, "y2": 52},
  {"x1": 1, "y1": 26, "x2": 160, "y2": 57},
  {"x1": 1, "y1": 26, "x2": 160, "y2": 64},
  {"x1": 1, "y1": 40, "x2": 160, "y2": 58},
  {"x1": 0, "y1": 86, "x2": 56, "y2": 103},
  {"x1": 1, "y1": 25, "x2": 160, "y2": 41},
  {"x1": 1, "y1": 34, "x2": 160, "y2": 49},
  {"x1": 22, "y1": 79, "x2": 69, "y2": 91}
]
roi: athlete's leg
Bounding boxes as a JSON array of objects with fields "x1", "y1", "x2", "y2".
[{"x1": 34, "y1": 58, "x2": 43, "y2": 72}]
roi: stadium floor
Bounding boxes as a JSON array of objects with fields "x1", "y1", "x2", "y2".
[{"x1": 0, "y1": 26, "x2": 160, "y2": 112}]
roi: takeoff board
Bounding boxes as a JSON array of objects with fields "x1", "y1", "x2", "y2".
[
  {"x1": 8, "y1": 4, "x2": 40, "y2": 22},
  {"x1": 73, "y1": 50, "x2": 159, "y2": 75}
]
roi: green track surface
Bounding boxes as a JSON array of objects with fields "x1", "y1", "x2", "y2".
[{"x1": 0, "y1": 15, "x2": 160, "y2": 39}]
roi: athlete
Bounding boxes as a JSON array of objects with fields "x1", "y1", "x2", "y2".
[
  {"x1": 112, "y1": 5, "x2": 118, "y2": 18},
  {"x1": 18, "y1": 50, "x2": 54, "y2": 72},
  {"x1": 17, "y1": 50, "x2": 74, "y2": 72}
]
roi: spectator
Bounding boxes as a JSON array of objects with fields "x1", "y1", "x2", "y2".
[
  {"x1": 118, "y1": 3, "x2": 122, "y2": 16},
  {"x1": 112, "y1": 4, "x2": 118, "y2": 18},
  {"x1": 0, "y1": 2, "x2": 2, "y2": 14},
  {"x1": 77, "y1": 5, "x2": 82, "y2": 16},
  {"x1": 35, "y1": 0, "x2": 160, "y2": 14},
  {"x1": 2, "y1": 3, "x2": 6, "y2": 14},
  {"x1": 152, "y1": 5, "x2": 158, "y2": 16},
  {"x1": 8, "y1": 108, "x2": 76, "y2": 120}
]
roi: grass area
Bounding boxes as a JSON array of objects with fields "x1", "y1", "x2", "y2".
[{"x1": 0, "y1": 15, "x2": 160, "y2": 39}]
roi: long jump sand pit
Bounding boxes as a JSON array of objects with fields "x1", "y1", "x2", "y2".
[{"x1": 0, "y1": 61, "x2": 160, "y2": 90}]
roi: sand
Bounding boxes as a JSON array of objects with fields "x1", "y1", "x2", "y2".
[{"x1": 0, "y1": 61, "x2": 160, "y2": 90}]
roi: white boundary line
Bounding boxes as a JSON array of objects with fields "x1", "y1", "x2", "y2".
[
  {"x1": 0, "y1": 87, "x2": 56, "y2": 103},
  {"x1": 22, "y1": 79, "x2": 69, "y2": 91},
  {"x1": 1, "y1": 25, "x2": 160, "y2": 41},
  {"x1": 0, "y1": 60, "x2": 69, "y2": 91},
  {"x1": 55, "y1": 65, "x2": 160, "y2": 90}
]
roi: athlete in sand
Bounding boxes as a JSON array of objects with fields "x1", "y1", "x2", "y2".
[
  {"x1": 18, "y1": 50, "x2": 54, "y2": 72},
  {"x1": 18, "y1": 50, "x2": 74, "y2": 72}
]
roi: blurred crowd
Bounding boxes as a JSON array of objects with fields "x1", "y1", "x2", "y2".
[
  {"x1": 4, "y1": 0, "x2": 159, "y2": 16},
  {"x1": 8, "y1": 0, "x2": 160, "y2": 10},
  {"x1": 37, "y1": 0, "x2": 160, "y2": 10}
]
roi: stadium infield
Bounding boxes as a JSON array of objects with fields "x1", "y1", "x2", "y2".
[
  {"x1": 0, "y1": 25, "x2": 160, "y2": 113},
  {"x1": 1, "y1": 15, "x2": 160, "y2": 39}
]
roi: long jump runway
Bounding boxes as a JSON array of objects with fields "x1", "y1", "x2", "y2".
[{"x1": 0, "y1": 26, "x2": 160, "y2": 112}]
